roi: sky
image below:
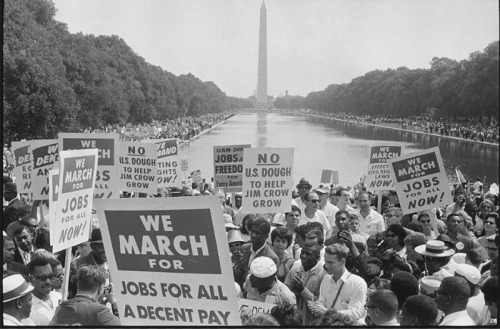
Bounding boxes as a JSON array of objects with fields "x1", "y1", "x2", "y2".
[{"x1": 52, "y1": 0, "x2": 499, "y2": 98}]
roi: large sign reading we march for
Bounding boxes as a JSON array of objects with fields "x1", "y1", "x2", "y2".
[
  {"x1": 52, "y1": 149, "x2": 98, "y2": 253},
  {"x1": 30, "y1": 139, "x2": 59, "y2": 200},
  {"x1": 59, "y1": 133, "x2": 120, "y2": 199},
  {"x1": 11, "y1": 141, "x2": 33, "y2": 194},
  {"x1": 213, "y1": 144, "x2": 251, "y2": 192},
  {"x1": 93, "y1": 197, "x2": 241, "y2": 326},
  {"x1": 387, "y1": 147, "x2": 453, "y2": 214},
  {"x1": 118, "y1": 141, "x2": 157, "y2": 194},
  {"x1": 242, "y1": 148, "x2": 294, "y2": 213},
  {"x1": 365, "y1": 145, "x2": 402, "y2": 190}
]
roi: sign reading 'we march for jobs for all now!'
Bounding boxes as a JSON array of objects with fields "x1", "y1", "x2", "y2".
[
  {"x1": 53, "y1": 149, "x2": 98, "y2": 253},
  {"x1": 387, "y1": 147, "x2": 453, "y2": 214},
  {"x1": 242, "y1": 148, "x2": 294, "y2": 213}
]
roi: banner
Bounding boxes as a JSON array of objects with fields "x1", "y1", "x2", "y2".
[
  {"x1": 237, "y1": 299, "x2": 274, "y2": 316},
  {"x1": 30, "y1": 139, "x2": 59, "y2": 200},
  {"x1": 11, "y1": 141, "x2": 33, "y2": 194},
  {"x1": 59, "y1": 133, "x2": 119, "y2": 199},
  {"x1": 119, "y1": 141, "x2": 157, "y2": 194},
  {"x1": 387, "y1": 147, "x2": 453, "y2": 214},
  {"x1": 48, "y1": 169, "x2": 59, "y2": 245},
  {"x1": 365, "y1": 145, "x2": 402, "y2": 190},
  {"x1": 93, "y1": 197, "x2": 241, "y2": 326},
  {"x1": 213, "y1": 144, "x2": 251, "y2": 193},
  {"x1": 320, "y1": 170, "x2": 332, "y2": 184},
  {"x1": 144, "y1": 139, "x2": 180, "y2": 188},
  {"x1": 242, "y1": 148, "x2": 294, "y2": 213},
  {"x1": 52, "y1": 149, "x2": 98, "y2": 253}
]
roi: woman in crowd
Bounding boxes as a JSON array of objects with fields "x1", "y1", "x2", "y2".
[{"x1": 270, "y1": 227, "x2": 295, "y2": 282}]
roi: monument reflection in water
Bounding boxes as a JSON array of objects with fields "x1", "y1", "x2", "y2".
[{"x1": 180, "y1": 113, "x2": 499, "y2": 188}]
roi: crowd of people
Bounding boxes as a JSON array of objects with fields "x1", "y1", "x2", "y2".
[
  {"x1": 292, "y1": 109, "x2": 500, "y2": 144},
  {"x1": 3, "y1": 171, "x2": 499, "y2": 326}
]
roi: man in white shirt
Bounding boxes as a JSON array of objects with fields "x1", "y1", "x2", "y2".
[
  {"x1": 316, "y1": 186, "x2": 339, "y2": 236},
  {"x1": 293, "y1": 178, "x2": 312, "y2": 213},
  {"x1": 436, "y1": 276, "x2": 475, "y2": 326},
  {"x1": 310, "y1": 243, "x2": 367, "y2": 322},
  {"x1": 352, "y1": 191, "x2": 385, "y2": 237},
  {"x1": 299, "y1": 192, "x2": 331, "y2": 237},
  {"x1": 22, "y1": 257, "x2": 62, "y2": 325},
  {"x1": 335, "y1": 187, "x2": 356, "y2": 213},
  {"x1": 454, "y1": 263, "x2": 485, "y2": 325}
]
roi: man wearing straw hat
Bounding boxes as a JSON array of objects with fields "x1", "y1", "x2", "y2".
[
  {"x1": 3, "y1": 274, "x2": 34, "y2": 325},
  {"x1": 415, "y1": 240, "x2": 455, "y2": 278}
]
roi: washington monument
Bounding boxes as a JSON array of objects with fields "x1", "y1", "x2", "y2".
[{"x1": 256, "y1": 1, "x2": 267, "y2": 109}]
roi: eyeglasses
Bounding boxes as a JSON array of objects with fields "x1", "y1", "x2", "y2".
[
  {"x1": 420, "y1": 220, "x2": 431, "y2": 223},
  {"x1": 384, "y1": 214, "x2": 395, "y2": 218},
  {"x1": 364, "y1": 304, "x2": 379, "y2": 310},
  {"x1": 54, "y1": 273, "x2": 64, "y2": 281},
  {"x1": 485, "y1": 221, "x2": 496, "y2": 225},
  {"x1": 33, "y1": 274, "x2": 55, "y2": 281},
  {"x1": 486, "y1": 246, "x2": 498, "y2": 251},
  {"x1": 309, "y1": 199, "x2": 320, "y2": 203}
]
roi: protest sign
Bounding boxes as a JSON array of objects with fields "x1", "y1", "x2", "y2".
[
  {"x1": 320, "y1": 170, "x2": 332, "y2": 184},
  {"x1": 387, "y1": 147, "x2": 453, "y2": 214},
  {"x1": 30, "y1": 139, "x2": 59, "y2": 200},
  {"x1": 144, "y1": 138, "x2": 180, "y2": 188},
  {"x1": 365, "y1": 145, "x2": 402, "y2": 190},
  {"x1": 332, "y1": 171, "x2": 339, "y2": 185},
  {"x1": 213, "y1": 144, "x2": 251, "y2": 193},
  {"x1": 48, "y1": 169, "x2": 59, "y2": 244},
  {"x1": 93, "y1": 197, "x2": 241, "y2": 326},
  {"x1": 242, "y1": 148, "x2": 294, "y2": 213},
  {"x1": 180, "y1": 159, "x2": 189, "y2": 172},
  {"x1": 237, "y1": 299, "x2": 275, "y2": 316},
  {"x1": 119, "y1": 141, "x2": 157, "y2": 194},
  {"x1": 191, "y1": 169, "x2": 202, "y2": 185},
  {"x1": 11, "y1": 141, "x2": 33, "y2": 194},
  {"x1": 52, "y1": 149, "x2": 98, "y2": 253},
  {"x1": 59, "y1": 133, "x2": 119, "y2": 199}
]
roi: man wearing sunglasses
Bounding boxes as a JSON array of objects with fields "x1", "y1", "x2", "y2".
[
  {"x1": 22, "y1": 257, "x2": 62, "y2": 325},
  {"x1": 299, "y1": 192, "x2": 331, "y2": 237}
]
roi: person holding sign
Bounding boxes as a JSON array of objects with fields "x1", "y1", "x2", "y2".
[{"x1": 242, "y1": 256, "x2": 296, "y2": 306}]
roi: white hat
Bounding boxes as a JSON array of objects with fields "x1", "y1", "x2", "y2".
[
  {"x1": 223, "y1": 214, "x2": 239, "y2": 229},
  {"x1": 415, "y1": 240, "x2": 455, "y2": 257},
  {"x1": 3, "y1": 274, "x2": 34, "y2": 303},
  {"x1": 227, "y1": 229, "x2": 245, "y2": 244},
  {"x1": 419, "y1": 276, "x2": 443, "y2": 295},
  {"x1": 315, "y1": 186, "x2": 329, "y2": 195},
  {"x1": 452, "y1": 252, "x2": 466, "y2": 264},
  {"x1": 250, "y1": 256, "x2": 277, "y2": 278},
  {"x1": 455, "y1": 263, "x2": 481, "y2": 285}
]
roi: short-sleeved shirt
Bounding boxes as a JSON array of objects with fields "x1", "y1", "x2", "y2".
[{"x1": 352, "y1": 209, "x2": 385, "y2": 237}]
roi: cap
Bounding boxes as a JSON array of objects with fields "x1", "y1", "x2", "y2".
[
  {"x1": 90, "y1": 228, "x2": 103, "y2": 243},
  {"x1": 415, "y1": 240, "x2": 455, "y2": 257},
  {"x1": 455, "y1": 263, "x2": 481, "y2": 285},
  {"x1": 419, "y1": 276, "x2": 443, "y2": 295},
  {"x1": 250, "y1": 256, "x2": 277, "y2": 278},
  {"x1": 3, "y1": 274, "x2": 34, "y2": 303},
  {"x1": 452, "y1": 252, "x2": 466, "y2": 264},
  {"x1": 296, "y1": 178, "x2": 312, "y2": 190},
  {"x1": 223, "y1": 214, "x2": 239, "y2": 229},
  {"x1": 4, "y1": 182, "x2": 17, "y2": 193},
  {"x1": 227, "y1": 229, "x2": 244, "y2": 244}
]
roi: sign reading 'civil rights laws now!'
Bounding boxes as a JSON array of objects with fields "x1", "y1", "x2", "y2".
[
  {"x1": 52, "y1": 149, "x2": 98, "y2": 253},
  {"x1": 93, "y1": 197, "x2": 241, "y2": 326},
  {"x1": 387, "y1": 147, "x2": 453, "y2": 214},
  {"x1": 242, "y1": 148, "x2": 294, "y2": 213}
]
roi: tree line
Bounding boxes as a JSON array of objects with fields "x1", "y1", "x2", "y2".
[
  {"x1": 274, "y1": 41, "x2": 499, "y2": 122},
  {"x1": 3, "y1": 0, "x2": 252, "y2": 144}
]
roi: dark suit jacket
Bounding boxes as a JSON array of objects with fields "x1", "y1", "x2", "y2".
[
  {"x1": 455, "y1": 233, "x2": 474, "y2": 254},
  {"x1": 13, "y1": 246, "x2": 32, "y2": 265},
  {"x1": 233, "y1": 241, "x2": 278, "y2": 287},
  {"x1": 3, "y1": 198, "x2": 23, "y2": 231},
  {"x1": 6, "y1": 261, "x2": 27, "y2": 278}
]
